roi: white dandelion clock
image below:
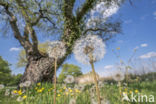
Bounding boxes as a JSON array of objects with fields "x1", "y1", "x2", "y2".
[
  {"x1": 73, "y1": 35, "x2": 106, "y2": 65},
  {"x1": 73, "y1": 34, "x2": 106, "y2": 104},
  {"x1": 0, "y1": 84, "x2": 5, "y2": 90},
  {"x1": 23, "y1": 81, "x2": 31, "y2": 88},
  {"x1": 47, "y1": 41, "x2": 66, "y2": 59},
  {"x1": 47, "y1": 41, "x2": 66, "y2": 104},
  {"x1": 5, "y1": 89, "x2": 10, "y2": 96},
  {"x1": 64, "y1": 75, "x2": 75, "y2": 84},
  {"x1": 69, "y1": 98, "x2": 76, "y2": 104},
  {"x1": 113, "y1": 70, "x2": 125, "y2": 82},
  {"x1": 16, "y1": 96, "x2": 23, "y2": 102}
]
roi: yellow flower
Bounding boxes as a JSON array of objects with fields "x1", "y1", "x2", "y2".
[
  {"x1": 116, "y1": 47, "x2": 120, "y2": 50},
  {"x1": 13, "y1": 90, "x2": 18, "y2": 94},
  {"x1": 75, "y1": 89, "x2": 80, "y2": 93},
  {"x1": 69, "y1": 89, "x2": 72, "y2": 93},
  {"x1": 123, "y1": 92, "x2": 127, "y2": 94},
  {"x1": 124, "y1": 88, "x2": 127, "y2": 91},
  {"x1": 22, "y1": 95, "x2": 27, "y2": 99},
  {"x1": 37, "y1": 83, "x2": 41, "y2": 86},
  {"x1": 35, "y1": 87, "x2": 38, "y2": 90},
  {"x1": 57, "y1": 94, "x2": 61, "y2": 97},
  {"x1": 65, "y1": 92, "x2": 69, "y2": 95},
  {"x1": 129, "y1": 91, "x2": 133, "y2": 94},
  {"x1": 18, "y1": 90, "x2": 22, "y2": 95},
  {"x1": 63, "y1": 86, "x2": 66, "y2": 90},
  {"x1": 37, "y1": 88, "x2": 44, "y2": 93},
  {"x1": 135, "y1": 90, "x2": 138, "y2": 93}
]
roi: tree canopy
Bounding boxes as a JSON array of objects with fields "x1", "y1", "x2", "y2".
[{"x1": 58, "y1": 63, "x2": 82, "y2": 83}]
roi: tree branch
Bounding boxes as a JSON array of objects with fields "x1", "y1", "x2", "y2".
[{"x1": 76, "y1": 0, "x2": 95, "y2": 23}]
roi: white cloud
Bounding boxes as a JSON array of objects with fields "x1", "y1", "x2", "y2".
[
  {"x1": 153, "y1": 11, "x2": 156, "y2": 16},
  {"x1": 140, "y1": 43, "x2": 148, "y2": 47},
  {"x1": 140, "y1": 52, "x2": 156, "y2": 59},
  {"x1": 124, "y1": 19, "x2": 132, "y2": 24},
  {"x1": 104, "y1": 65, "x2": 114, "y2": 69},
  {"x1": 10, "y1": 47, "x2": 21, "y2": 51}
]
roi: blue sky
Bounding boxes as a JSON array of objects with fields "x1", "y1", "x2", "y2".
[{"x1": 0, "y1": 0, "x2": 156, "y2": 76}]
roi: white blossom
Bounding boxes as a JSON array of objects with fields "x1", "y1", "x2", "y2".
[
  {"x1": 47, "y1": 41, "x2": 66, "y2": 59},
  {"x1": 16, "y1": 96, "x2": 23, "y2": 102},
  {"x1": 73, "y1": 35, "x2": 106, "y2": 65}
]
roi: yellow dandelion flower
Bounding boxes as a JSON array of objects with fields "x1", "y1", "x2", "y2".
[
  {"x1": 35, "y1": 87, "x2": 38, "y2": 90},
  {"x1": 75, "y1": 89, "x2": 80, "y2": 93},
  {"x1": 37, "y1": 82, "x2": 41, "y2": 86},
  {"x1": 65, "y1": 92, "x2": 69, "y2": 95},
  {"x1": 135, "y1": 90, "x2": 138, "y2": 93},
  {"x1": 57, "y1": 94, "x2": 61, "y2": 97},
  {"x1": 69, "y1": 89, "x2": 72, "y2": 93},
  {"x1": 13, "y1": 90, "x2": 18, "y2": 94},
  {"x1": 129, "y1": 91, "x2": 133, "y2": 94},
  {"x1": 63, "y1": 87, "x2": 66, "y2": 90},
  {"x1": 18, "y1": 90, "x2": 22, "y2": 95},
  {"x1": 22, "y1": 95, "x2": 27, "y2": 99},
  {"x1": 124, "y1": 88, "x2": 127, "y2": 91}
]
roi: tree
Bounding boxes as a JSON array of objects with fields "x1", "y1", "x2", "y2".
[
  {"x1": 58, "y1": 63, "x2": 82, "y2": 83},
  {"x1": 0, "y1": 0, "x2": 123, "y2": 84},
  {"x1": 0, "y1": 56, "x2": 12, "y2": 85}
]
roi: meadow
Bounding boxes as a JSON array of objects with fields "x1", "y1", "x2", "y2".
[{"x1": 0, "y1": 74, "x2": 155, "y2": 104}]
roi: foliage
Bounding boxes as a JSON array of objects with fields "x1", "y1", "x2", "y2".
[{"x1": 58, "y1": 64, "x2": 82, "y2": 83}]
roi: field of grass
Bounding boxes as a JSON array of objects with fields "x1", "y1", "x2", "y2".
[{"x1": 0, "y1": 80, "x2": 155, "y2": 104}]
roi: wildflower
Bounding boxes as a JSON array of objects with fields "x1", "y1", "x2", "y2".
[
  {"x1": 74, "y1": 84, "x2": 85, "y2": 91},
  {"x1": 0, "y1": 84, "x2": 5, "y2": 90},
  {"x1": 5, "y1": 89, "x2": 10, "y2": 96},
  {"x1": 129, "y1": 91, "x2": 133, "y2": 94},
  {"x1": 75, "y1": 89, "x2": 80, "y2": 93},
  {"x1": 135, "y1": 90, "x2": 138, "y2": 93},
  {"x1": 23, "y1": 81, "x2": 31, "y2": 87},
  {"x1": 47, "y1": 41, "x2": 66, "y2": 59},
  {"x1": 16, "y1": 96, "x2": 23, "y2": 102},
  {"x1": 64, "y1": 75, "x2": 75, "y2": 84},
  {"x1": 73, "y1": 35, "x2": 106, "y2": 65},
  {"x1": 22, "y1": 95, "x2": 27, "y2": 99},
  {"x1": 57, "y1": 94, "x2": 61, "y2": 97},
  {"x1": 113, "y1": 70, "x2": 125, "y2": 82},
  {"x1": 18, "y1": 90, "x2": 22, "y2": 95},
  {"x1": 19, "y1": 83, "x2": 24, "y2": 88},
  {"x1": 69, "y1": 98, "x2": 76, "y2": 104},
  {"x1": 37, "y1": 82, "x2": 41, "y2": 86}
]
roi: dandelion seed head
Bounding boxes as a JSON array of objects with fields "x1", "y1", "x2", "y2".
[
  {"x1": 69, "y1": 98, "x2": 76, "y2": 104},
  {"x1": 0, "y1": 84, "x2": 5, "y2": 90},
  {"x1": 73, "y1": 35, "x2": 106, "y2": 65},
  {"x1": 5, "y1": 89, "x2": 10, "y2": 96},
  {"x1": 23, "y1": 81, "x2": 31, "y2": 87},
  {"x1": 17, "y1": 96, "x2": 23, "y2": 102},
  {"x1": 113, "y1": 70, "x2": 125, "y2": 82},
  {"x1": 64, "y1": 75, "x2": 75, "y2": 84},
  {"x1": 47, "y1": 41, "x2": 66, "y2": 59}
]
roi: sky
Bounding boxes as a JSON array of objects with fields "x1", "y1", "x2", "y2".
[{"x1": 0, "y1": 0, "x2": 156, "y2": 77}]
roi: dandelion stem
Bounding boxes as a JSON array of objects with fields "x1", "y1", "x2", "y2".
[
  {"x1": 53, "y1": 57, "x2": 57, "y2": 104},
  {"x1": 90, "y1": 61, "x2": 101, "y2": 104}
]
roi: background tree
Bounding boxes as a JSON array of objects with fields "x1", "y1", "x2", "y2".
[
  {"x1": 58, "y1": 63, "x2": 82, "y2": 83},
  {"x1": 0, "y1": 0, "x2": 123, "y2": 84},
  {"x1": 0, "y1": 56, "x2": 12, "y2": 85}
]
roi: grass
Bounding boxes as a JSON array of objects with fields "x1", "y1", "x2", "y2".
[{"x1": 0, "y1": 80, "x2": 155, "y2": 104}]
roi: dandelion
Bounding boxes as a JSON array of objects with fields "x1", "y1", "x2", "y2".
[
  {"x1": 73, "y1": 35, "x2": 106, "y2": 104},
  {"x1": 74, "y1": 84, "x2": 85, "y2": 91},
  {"x1": 16, "y1": 96, "x2": 23, "y2": 102},
  {"x1": 113, "y1": 70, "x2": 125, "y2": 102},
  {"x1": 0, "y1": 84, "x2": 4, "y2": 90},
  {"x1": 64, "y1": 75, "x2": 75, "y2": 84},
  {"x1": 113, "y1": 70, "x2": 125, "y2": 82},
  {"x1": 37, "y1": 82, "x2": 41, "y2": 86},
  {"x1": 47, "y1": 41, "x2": 66, "y2": 104},
  {"x1": 5, "y1": 89, "x2": 10, "y2": 96},
  {"x1": 22, "y1": 95, "x2": 27, "y2": 99},
  {"x1": 22, "y1": 81, "x2": 31, "y2": 88},
  {"x1": 57, "y1": 94, "x2": 61, "y2": 97},
  {"x1": 19, "y1": 83, "x2": 24, "y2": 88},
  {"x1": 135, "y1": 90, "x2": 138, "y2": 93},
  {"x1": 69, "y1": 98, "x2": 76, "y2": 104}
]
